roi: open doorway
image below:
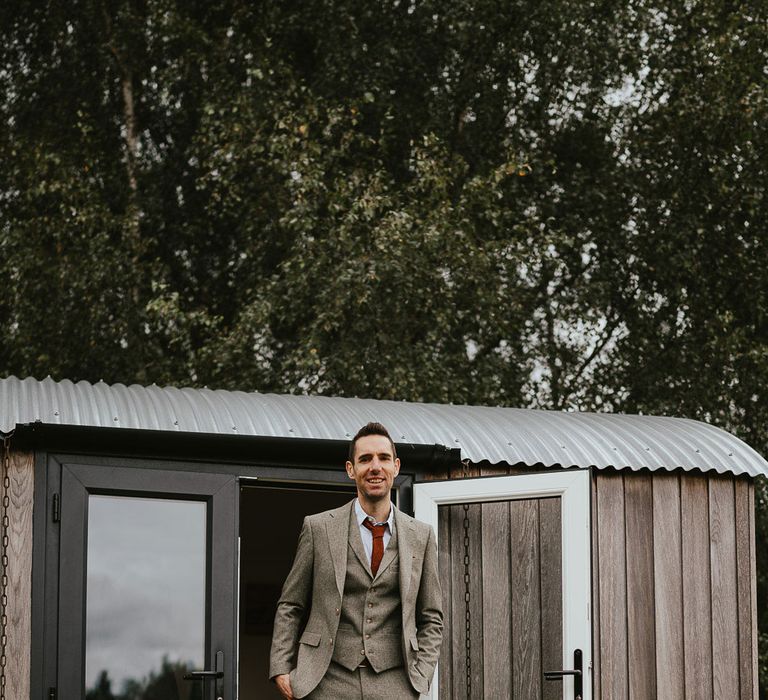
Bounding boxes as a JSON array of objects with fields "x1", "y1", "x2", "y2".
[{"x1": 238, "y1": 482, "x2": 356, "y2": 698}]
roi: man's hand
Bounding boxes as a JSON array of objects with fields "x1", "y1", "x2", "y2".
[{"x1": 274, "y1": 673, "x2": 294, "y2": 700}]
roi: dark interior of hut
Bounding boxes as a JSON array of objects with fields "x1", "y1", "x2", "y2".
[{"x1": 238, "y1": 482, "x2": 355, "y2": 698}]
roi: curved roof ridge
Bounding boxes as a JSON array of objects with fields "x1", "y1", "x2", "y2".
[{"x1": 1, "y1": 375, "x2": 766, "y2": 478}]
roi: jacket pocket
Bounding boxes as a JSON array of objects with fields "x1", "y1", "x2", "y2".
[
  {"x1": 300, "y1": 631, "x2": 321, "y2": 647},
  {"x1": 409, "y1": 637, "x2": 419, "y2": 651}
]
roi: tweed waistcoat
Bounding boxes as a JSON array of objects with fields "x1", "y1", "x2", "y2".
[{"x1": 331, "y1": 508, "x2": 403, "y2": 673}]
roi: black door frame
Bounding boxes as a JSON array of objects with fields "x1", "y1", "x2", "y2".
[{"x1": 41, "y1": 457, "x2": 238, "y2": 700}]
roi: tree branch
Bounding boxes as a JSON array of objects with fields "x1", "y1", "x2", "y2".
[{"x1": 101, "y1": 1, "x2": 141, "y2": 265}]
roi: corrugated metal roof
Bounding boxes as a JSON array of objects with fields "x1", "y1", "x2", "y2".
[{"x1": 1, "y1": 376, "x2": 766, "y2": 477}]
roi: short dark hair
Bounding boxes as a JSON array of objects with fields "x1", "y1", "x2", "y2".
[{"x1": 348, "y1": 422, "x2": 398, "y2": 462}]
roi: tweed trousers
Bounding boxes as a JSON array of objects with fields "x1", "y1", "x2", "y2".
[{"x1": 304, "y1": 660, "x2": 420, "y2": 700}]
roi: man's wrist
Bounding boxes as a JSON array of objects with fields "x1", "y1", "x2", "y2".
[{"x1": 270, "y1": 669, "x2": 292, "y2": 681}]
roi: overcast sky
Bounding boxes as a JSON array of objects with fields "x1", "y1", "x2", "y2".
[{"x1": 85, "y1": 495, "x2": 206, "y2": 691}]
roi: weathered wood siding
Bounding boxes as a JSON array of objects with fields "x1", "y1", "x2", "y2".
[
  {"x1": 428, "y1": 464, "x2": 564, "y2": 700},
  {"x1": 2, "y1": 452, "x2": 759, "y2": 700},
  {"x1": 592, "y1": 469, "x2": 758, "y2": 700},
  {"x1": 0, "y1": 448, "x2": 34, "y2": 700}
]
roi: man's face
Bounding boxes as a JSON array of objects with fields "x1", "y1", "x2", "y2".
[{"x1": 346, "y1": 434, "x2": 400, "y2": 503}]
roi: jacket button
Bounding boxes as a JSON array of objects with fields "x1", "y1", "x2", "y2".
[
  {"x1": 366, "y1": 618, "x2": 372, "y2": 623},
  {"x1": 365, "y1": 634, "x2": 370, "y2": 639},
  {"x1": 361, "y1": 650, "x2": 365, "y2": 655}
]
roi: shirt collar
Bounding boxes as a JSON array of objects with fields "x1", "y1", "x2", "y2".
[{"x1": 355, "y1": 498, "x2": 395, "y2": 531}]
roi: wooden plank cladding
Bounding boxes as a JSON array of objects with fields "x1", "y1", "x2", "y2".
[
  {"x1": 510, "y1": 499, "x2": 543, "y2": 700},
  {"x1": 480, "y1": 501, "x2": 512, "y2": 699},
  {"x1": 437, "y1": 496, "x2": 562, "y2": 700},
  {"x1": 653, "y1": 473, "x2": 684, "y2": 700},
  {"x1": 538, "y1": 497, "x2": 563, "y2": 700},
  {"x1": 1, "y1": 448, "x2": 34, "y2": 700},
  {"x1": 734, "y1": 479, "x2": 755, "y2": 700},
  {"x1": 710, "y1": 477, "x2": 740, "y2": 699},
  {"x1": 592, "y1": 469, "x2": 758, "y2": 700},
  {"x1": 596, "y1": 471, "x2": 629, "y2": 700},
  {"x1": 625, "y1": 474, "x2": 655, "y2": 699},
  {"x1": 682, "y1": 475, "x2": 713, "y2": 700}
]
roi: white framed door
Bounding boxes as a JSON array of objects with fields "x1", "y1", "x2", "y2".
[{"x1": 414, "y1": 469, "x2": 592, "y2": 700}]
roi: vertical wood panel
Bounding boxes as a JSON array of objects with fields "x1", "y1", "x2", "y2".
[
  {"x1": 624, "y1": 473, "x2": 656, "y2": 699},
  {"x1": 538, "y1": 498, "x2": 562, "y2": 700},
  {"x1": 510, "y1": 499, "x2": 542, "y2": 700},
  {"x1": 709, "y1": 476, "x2": 740, "y2": 700},
  {"x1": 450, "y1": 503, "x2": 469, "y2": 699},
  {"x1": 449, "y1": 501, "x2": 484, "y2": 700},
  {"x1": 467, "y1": 503, "x2": 484, "y2": 700},
  {"x1": 748, "y1": 482, "x2": 757, "y2": 700},
  {"x1": 437, "y1": 505, "x2": 453, "y2": 698},
  {"x1": 3, "y1": 449, "x2": 34, "y2": 700},
  {"x1": 653, "y1": 472, "x2": 685, "y2": 700},
  {"x1": 681, "y1": 474, "x2": 714, "y2": 700},
  {"x1": 481, "y1": 501, "x2": 512, "y2": 698},
  {"x1": 735, "y1": 478, "x2": 753, "y2": 700},
  {"x1": 591, "y1": 472, "x2": 602, "y2": 700},
  {"x1": 596, "y1": 471, "x2": 628, "y2": 700}
]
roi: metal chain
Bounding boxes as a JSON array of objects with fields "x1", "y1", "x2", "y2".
[
  {"x1": 0, "y1": 433, "x2": 12, "y2": 700},
  {"x1": 462, "y1": 503, "x2": 471, "y2": 699},
  {"x1": 461, "y1": 459, "x2": 472, "y2": 699}
]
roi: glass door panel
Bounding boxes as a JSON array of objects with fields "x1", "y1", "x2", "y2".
[
  {"x1": 85, "y1": 495, "x2": 206, "y2": 698},
  {"x1": 57, "y1": 463, "x2": 237, "y2": 700}
]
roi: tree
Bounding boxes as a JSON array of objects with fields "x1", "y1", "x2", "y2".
[
  {"x1": 1, "y1": 0, "x2": 767, "y2": 687},
  {"x1": 86, "y1": 670, "x2": 115, "y2": 700},
  {"x1": 85, "y1": 658, "x2": 202, "y2": 700}
]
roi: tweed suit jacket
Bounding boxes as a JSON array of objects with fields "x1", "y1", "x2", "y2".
[{"x1": 269, "y1": 500, "x2": 443, "y2": 698}]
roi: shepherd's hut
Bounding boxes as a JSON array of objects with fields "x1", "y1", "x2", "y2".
[{"x1": 0, "y1": 376, "x2": 763, "y2": 699}]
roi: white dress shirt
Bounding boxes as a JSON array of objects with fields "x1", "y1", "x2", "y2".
[{"x1": 354, "y1": 498, "x2": 395, "y2": 563}]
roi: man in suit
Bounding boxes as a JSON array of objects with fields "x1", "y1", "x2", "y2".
[{"x1": 269, "y1": 422, "x2": 443, "y2": 699}]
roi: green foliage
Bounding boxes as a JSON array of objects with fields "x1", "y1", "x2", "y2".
[
  {"x1": 85, "y1": 658, "x2": 202, "y2": 700},
  {"x1": 1, "y1": 0, "x2": 767, "y2": 688}
]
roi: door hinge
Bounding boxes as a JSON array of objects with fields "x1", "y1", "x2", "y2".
[
  {"x1": 52, "y1": 493, "x2": 60, "y2": 523},
  {"x1": 48, "y1": 688, "x2": 57, "y2": 700}
]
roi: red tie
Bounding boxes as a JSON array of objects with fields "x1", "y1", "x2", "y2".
[{"x1": 362, "y1": 519, "x2": 387, "y2": 576}]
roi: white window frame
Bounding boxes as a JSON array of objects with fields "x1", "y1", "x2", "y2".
[{"x1": 414, "y1": 469, "x2": 592, "y2": 700}]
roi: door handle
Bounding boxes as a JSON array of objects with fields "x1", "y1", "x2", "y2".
[
  {"x1": 184, "y1": 650, "x2": 225, "y2": 699},
  {"x1": 183, "y1": 670, "x2": 223, "y2": 680},
  {"x1": 544, "y1": 648, "x2": 583, "y2": 699}
]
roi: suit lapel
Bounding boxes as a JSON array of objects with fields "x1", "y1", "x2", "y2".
[
  {"x1": 348, "y1": 507, "x2": 373, "y2": 577},
  {"x1": 326, "y1": 500, "x2": 354, "y2": 597},
  {"x1": 395, "y1": 508, "x2": 416, "y2": 603}
]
